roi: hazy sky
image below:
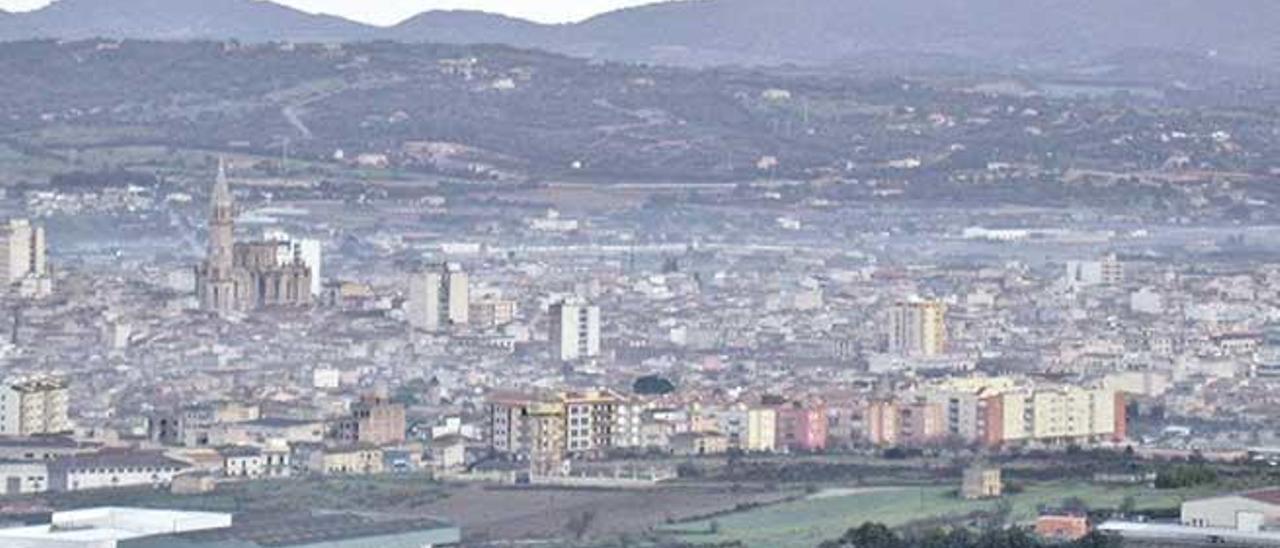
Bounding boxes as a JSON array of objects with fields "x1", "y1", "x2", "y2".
[{"x1": 0, "y1": 0, "x2": 660, "y2": 25}]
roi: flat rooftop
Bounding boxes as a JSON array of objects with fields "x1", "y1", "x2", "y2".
[
  {"x1": 162, "y1": 511, "x2": 459, "y2": 547},
  {"x1": 0, "y1": 507, "x2": 231, "y2": 543}
]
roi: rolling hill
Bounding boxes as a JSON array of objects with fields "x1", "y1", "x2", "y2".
[
  {"x1": 0, "y1": 0, "x2": 1277, "y2": 68},
  {"x1": 0, "y1": 0, "x2": 375, "y2": 42}
]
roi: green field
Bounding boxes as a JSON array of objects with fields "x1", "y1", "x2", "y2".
[{"x1": 661, "y1": 482, "x2": 1206, "y2": 548}]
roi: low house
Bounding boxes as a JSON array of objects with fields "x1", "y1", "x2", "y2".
[
  {"x1": 430, "y1": 435, "x2": 467, "y2": 470},
  {"x1": 307, "y1": 446, "x2": 383, "y2": 476},
  {"x1": 670, "y1": 432, "x2": 729, "y2": 456},
  {"x1": 214, "y1": 418, "x2": 325, "y2": 445},
  {"x1": 0, "y1": 460, "x2": 49, "y2": 494},
  {"x1": 382, "y1": 446, "x2": 424, "y2": 473},
  {"x1": 47, "y1": 451, "x2": 188, "y2": 492},
  {"x1": 1035, "y1": 513, "x2": 1090, "y2": 541},
  {"x1": 220, "y1": 446, "x2": 265, "y2": 478},
  {"x1": 171, "y1": 472, "x2": 217, "y2": 495},
  {"x1": 0, "y1": 436, "x2": 99, "y2": 461},
  {"x1": 961, "y1": 466, "x2": 1003, "y2": 500}
]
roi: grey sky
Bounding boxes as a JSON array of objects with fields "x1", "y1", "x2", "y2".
[{"x1": 0, "y1": 0, "x2": 660, "y2": 25}]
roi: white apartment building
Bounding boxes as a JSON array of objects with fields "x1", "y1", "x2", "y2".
[
  {"x1": 0, "y1": 218, "x2": 51, "y2": 296},
  {"x1": 408, "y1": 263, "x2": 469, "y2": 332},
  {"x1": 550, "y1": 299, "x2": 600, "y2": 361},
  {"x1": 0, "y1": 378, "x2": 70, "y2": 436}
]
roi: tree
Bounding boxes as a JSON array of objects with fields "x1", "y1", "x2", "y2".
[
  {"x1": 821, "y1": 523, "x2": 905, "y2": 548},
  {"x1": 565, "y1": 510, "x2": 597, "y2": 541},
  {"x1": 632, "y1": 375, "x2": 676, "y2": 395},
  {"x1": 1117, "y1": 495, "x2": 1137, "y2": 517},
  {"x1": 1155, "y1": 464, "x2": 1217, "y2": 489},
  {"x1": 1061, "y1": 496, "x2": 1090, "y2": 514},
  {"x1": 1074, "y1": 531, "x2": 1124, "y2": 548},
  {"x1": 824, "y1": 522, "x2": 1124, "y2": 548},
  {"x1": 986, "y1": 499, "x2": 1014, "y2": 530}
]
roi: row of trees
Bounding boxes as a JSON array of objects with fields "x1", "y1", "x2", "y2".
[
  {"x1": 819, "y1": 523, "x2": 1121, "y2": 548},
  {"x1": 1154, "y1": 464, "x2": 1218, "y2": 489}
]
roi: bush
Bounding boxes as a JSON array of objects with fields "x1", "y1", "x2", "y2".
[{"x1": 1155, "y1": 464, "x2": 1217, "y2": 489}]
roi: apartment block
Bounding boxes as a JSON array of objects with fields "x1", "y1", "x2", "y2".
[
  {"x1": 550, "y1": 299, "x2": 600, "y2": 361},
  {"x1": 0, "y1": 378, "x2": 70, "y2": 436},
  {"x1": 888, "y1": 299, "x2": 947, "y2": 357},
  {"x1": 776, "y1": 403, "x2": 828, "y2": 452}
]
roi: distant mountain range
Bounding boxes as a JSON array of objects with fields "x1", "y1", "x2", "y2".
[{"x1": 1, "y1": 0, "x2": 1278, "y2": 68}]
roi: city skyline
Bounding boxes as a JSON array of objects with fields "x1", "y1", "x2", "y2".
[{"x1": 1, "y1": 1, "x2": 1279, "y2": 546}]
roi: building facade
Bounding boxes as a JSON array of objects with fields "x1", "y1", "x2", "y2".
[{"x1": 868, "y1": 377, "x2": 1125, "y2": 448}]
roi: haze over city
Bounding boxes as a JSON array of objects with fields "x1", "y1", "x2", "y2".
[{"x1": 0, "y1": 1, "x2": 1279, "y2": 547}]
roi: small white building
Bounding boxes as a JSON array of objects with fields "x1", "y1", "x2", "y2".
[
  {"x1": 220, "y1": 446, "x2": 265, "y2": 478},
  {"x1": 1182, "y1": 488, "x2": 1280, "y2": 531},
  {"x1": 0, "y1": 461, "x2": 49, "y2": 494},
  {"x1": 48, "y1": 452, "x2": 187, "y2": 492}
]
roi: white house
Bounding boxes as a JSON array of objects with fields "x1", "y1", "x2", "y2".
[{"x1": 48, "y1": 452, "x2": 188, "y2": 492}]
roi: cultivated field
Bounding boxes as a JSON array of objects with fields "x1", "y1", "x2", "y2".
[{"x1": 660, "y1": 481, "x2": 1207, "y2": 548}]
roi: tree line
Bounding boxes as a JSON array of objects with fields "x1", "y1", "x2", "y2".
[{"x1": 819, "y1": 523, "x2": 1121, "y2": 548}]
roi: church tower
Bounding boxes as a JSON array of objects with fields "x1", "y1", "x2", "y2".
[{"x1": 200, "y1": 159, "x2": 237, "y2": 312}]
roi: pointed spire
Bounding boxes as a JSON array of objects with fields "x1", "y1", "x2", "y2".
[{"x1": 212, "y1": 156, "x2": 231, "y2": 206}]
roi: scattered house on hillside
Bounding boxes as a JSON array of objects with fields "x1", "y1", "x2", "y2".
[{"x1": 961, "y1": 465, "x2": 1003, "y2": 500}]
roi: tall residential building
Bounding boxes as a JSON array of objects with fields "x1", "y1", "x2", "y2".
[
  {"x1": 195, "y1": 161, "x2": 312, "y2": 312},
  {"x1": 864, "y1": 400, "x2": 900, "y2": 447},
  {"x1": 0, "y1": 378, "x2": 70, "y2": 436},
  {"x1": 408, "y1": 263, "x2": 469, "y2": 332},
  {"x1": 0, "y1": 219, "x2": 51, "y2": 296},
  {"x1": 561, "y1": 389, "x2": 624, "y2": 458},
  {"x1": 887, "y1": 299, "x2": 947, "y2": 357},
  {"x1": 550, "y1": 299, "x2": 600, "y2": 361},
  {"x1": 487, "y1": 392, "x2": 566, "y2": 476},
  {"x1": 862, "y1": 399, "x2": 945, "y2": 447},
  {"x1": 487, "y1": 389, "x2": 638, "y2": 471},
  {"x1": 745, "y1": 407, "x2": 778, "y2": 452},
  {"x1": 775, "y1": 403, "x2": 828, "y2": 452},
  {"x1": 897, "y1": 400, "x2": 946, "y2": 446}
]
